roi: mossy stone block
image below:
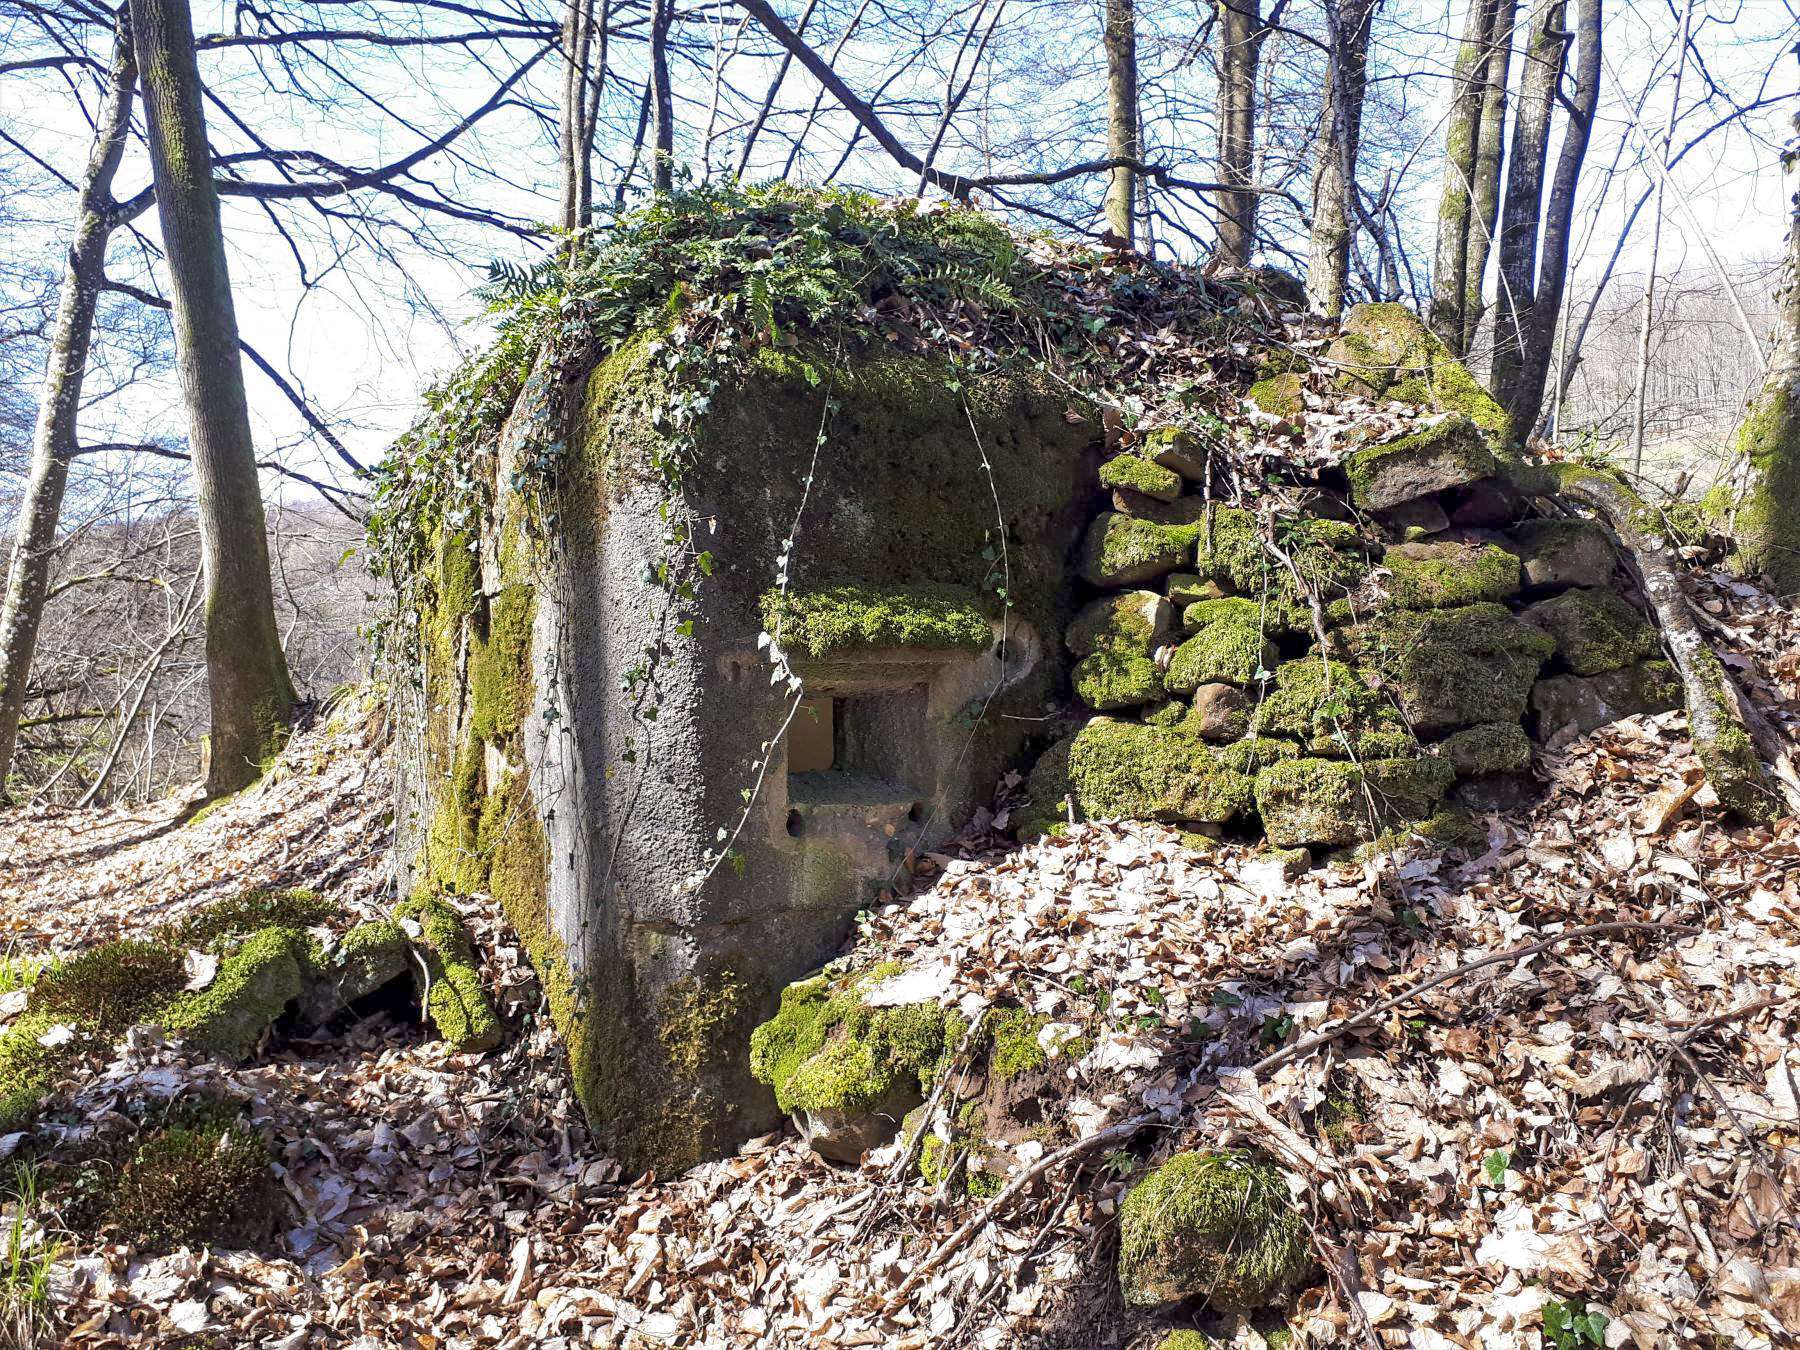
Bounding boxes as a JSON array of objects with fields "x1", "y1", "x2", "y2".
[
  {"x1": 1384, "y1": 540, "x2": 1521, "y2": 609},
  {"x1": 760, "y1": 582, "x2": 991, "y2": 660},
  {"x1": 1507, "y1": 518, "x2": 1614, "y2": 591},
  {"x1": 1165, "y1": 618, "x2": 1276, "y2": 694},
  {"x1": 1531, "y1": 661, "x2": 1681, "y2": 741},
  {"x1": 1142, "y1": 700, "x2": 1187, "y2": 728},
  {"x1": 1066, "y1": 591, "x2": 1173, "y2": 658},
  {"x1": 1250, "y1": 657, "x2": 1412, "y2": 758},
  {"x1": 1062, "y1": 717, "x2": 1254, "y2": 825},
  {"x1": 1438, "y1": 722, "x2": 1532, "y2": 777},
  {"x1": 1215, "y1": 736, "x2": 1300, "y2": 775},
  {"x1": 1144, "y1": 426, "x2": 1208, "y2": 480},
  {"x1": 1328, "y1": 302, "x2": 1510, "y2": 439},
  {"x1": 157, "y1": 927, "x2": 309, "y2": 1063},
  {"x1": 1254, "y1": 756, "x2": 1455, "y2": 848},
  {"x1": 1100, "y1": 453, "x2": 1183, "y2": 502},
  {"x1": 1193, "y1": 510, "x2": 1369, "y2": 626},
  {"x1": 1166, "y1": 572, "x2": 1227, "y2": 606},
  {"x1": 395, "y1": 895, "x2": 502, "y2": 1053},
  {"x1": 1179, "y1": 595, "x2": 1263, "y2": 636},
  {"x1": 1072, "y1": 649, "x2": 1164, "y2": 711},
  {"x1": 1117, "y1": 1150, "x2": 1310, "y2": 1311},
  {"x1": 1338, "y1": 603, "x2": 1554, "y2": 732},
  {"x1": 1520, "y1": 586, "x2": 1658, "y2": 675},
  {"x1": 1343, "y1": 416, "x2": 1497, "y2": 511},
  {"x1": 1078, "y1": 512, "x2": 1196, "y2": 587},
  {"x1": 1246, "y1": 372, "x2": 1305, "y2": 424}
]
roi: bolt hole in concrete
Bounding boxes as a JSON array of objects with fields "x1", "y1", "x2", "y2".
[{"x1": 786, "y1": 809, "x2": 804, "y2": 837}]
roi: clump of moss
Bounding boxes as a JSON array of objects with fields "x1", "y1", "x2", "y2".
[
  {"x1": 1250, "y1": 658, "x2": 1412, "y2": 758},
  {"x1": 760, "y1": 582, "x2": 991, "y2": 660},
  {"x1": 157, "y1": 928, "x2": 309, "y2": 1063},
  {"x1": 0, "y1": 1012, "x2": 74, "y2": 1131},
  {"x1": 1155, "y1": 1333, "x2": 1216, "y2": 1350},
  {"x1": 1246, "y1": 373, "x2": 1304, "y2": 421},
  {"x1": 1193, "y1": 510, "x2": 1369, "y2": 630},
  {"x1": 103, "y1": 1123, "x2": 281, "y2": 1254},
  {"x1": 1117, "y1": 1149, "x2": 1311, "y2": 1310},
  {"x1": 1100, "y1": 454, "x2": 1182, "y2": 502},
  {"x1": 749, "y1": 965, "x2": 962, "y2": 1117},
  {"x1": 28, "y1": 941, "x2": 186, "y2": 1036},
  {"x1": 394, "y1": 895, "x2": 502, "y2": 1052},
  {"x1": 165, "y1": 888, "x2": 336, "y2": 949},
  {"x1": 1179, "y1": 596, "x2": 1262, "y2": 635},
  {"x1": 1072, "y1": 648, "x2": 1165, "y2": 711},
  {"x1": 1067, "y1": 590, "x2": 1173, "y2": 657},
  {"x1": 1143, "y1": 700, "x2": 1187, "y2": 728},
  {"x1": 1214, "y1": 736, "x2": 1299, "y2": 775},
  {"x1": 1328, "y1": 302, "x2": 1510, "y2": 438},
  {"x1": 1383, "y1": 541, "x2": 1520, "y2": 609},
  {"x1": 1520, "y1": 586, "x2": 1658, "y2": 676},
  {"x1": 1062, "y1": 718, "x2": 1254, "y2": 825},
  {"x1": 1438, "y1": 722, "x2": 1532, "y2": 777},
  {"x1": 1164, "y1": 616, "x2": 1277, "y2": 694},
  {"x1": 1342, "y1": 416, "x2": 1497, "y2": 512},
  {"x1": 984, "y1": 1008, "x2": 1049, "y2": 1080},
  {"x1": 1079, "y1": 512, "x2": 1198, "y2": 587}
]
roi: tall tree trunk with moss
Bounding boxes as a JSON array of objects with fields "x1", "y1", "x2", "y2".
[
  {"x1": 649, "y1": 0, "x2": 674, "y2": 191},
  {"x1": 0, "y1": 11, "x2": 136, "y2": 800},
  {"x1": 1304, "y1": 0, "x2": 1379, "y2": 318},
  {"x1": 1463, "y1": 0, "x2": 1517, "y2": 354},
  {"x1": 1429, "y1": 0, "x2": 1498, "y2": 353},
  {"x1": 129, "y1": 0, "x2": 296, "y2": 796},
  {"x1": 1734, "y1": 118, "x2": 1800, "y2": 596},
  {"x1": 1101, "y1": 0, "x2": 1140, "y2": 244},
  {"x1": 1214, "y1": 0, "x2": 1260, "y2": 267}
]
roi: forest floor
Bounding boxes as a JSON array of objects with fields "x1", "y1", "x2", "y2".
[{"x1": 1, "y1": 568, "x2": 1798, "y2": 1350}]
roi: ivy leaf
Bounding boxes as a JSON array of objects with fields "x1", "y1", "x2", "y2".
[
  {"x1": 1483, "y1": 1149, "x2": 1510, "y2": 1186},
  {"x1": 696, "y1": 551, "x2": 715, "y2": 576}
]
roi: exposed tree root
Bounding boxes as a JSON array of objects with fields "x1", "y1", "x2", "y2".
[{"x1": 1511, "y1": 459, "x2": 1793, "y2": 824}]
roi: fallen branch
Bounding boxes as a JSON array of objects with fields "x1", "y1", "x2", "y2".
[
  {"x1": 1247, "y1": 920, "x2": 1698, "y2": 1078},
  {"x1": 1512, "y1": 461, "x2": 1790, "y2": 823}
]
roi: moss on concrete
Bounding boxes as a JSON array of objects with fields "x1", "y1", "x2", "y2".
[
  {"x1": 1073, "y1": 648, "x2": 1165, "y2": 710},
  {"x1": 467, "y1": 584, "x2": 538, "y2": 743},
  {"x1": 1100, "y1": 454, "x2": 1182, "y2": 501},
  {"x1": 1117, "y1": 1149, "x2": 1310, "y2": 1310},
  {"x1": 760, "y1": 582, "x2": 992, "y2": 659},
  {"x1": 1731, "y1": 380, "x2": 1800, "y2": 595},
  {"x1": 1384, "y1": 541, "x2": 1520, "y2": 609},
  {"x1": 1250, "y1": 658, "x2": 1412, "y2": 758},
  {"x1": 1520, "y1": 586, "x2": 1658, "y2": 676},
  {"x1": 395, "y1": 895, "x2": 502, "y2": 1052}
]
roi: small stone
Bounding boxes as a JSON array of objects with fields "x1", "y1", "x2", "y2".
[
  {"x1": 1531, "y1": 661, "x2": 1681, "y2": 745},
  {"x1": 1142, "y1": 426, "x2": 1209, "y2": 480},
  {"x1": 1186, "y1": 683, "x2": 1249, "y2": 742},
  {"x1": 1166, "y1": 572, "x2": 1229, "y2": 606},
  {"x1": 1099, "y1": 453, "x2": 1182, "y2": 502},
  {"x1": 1112, "y1": 490, "x2": 1210, "y2": 526},
  {"x1": 1519, "y1": 587, "x2": 1658, "y2": 675},
  {"x1": 1245, "y1": 373, "x2": 1305, "y2": 429},
  {"x1": 1066, "y1": 591, "x2": 1173, "y2": 657},
  {"x1": 1342, "y1": 416, "x2": 1497, "y2": 511},
  {"x1": 1508, "y1": 518, "x2": 1615, "y2": 591},
  {"x1": 793, "y1": 1082, "x2": 923, "y2": 1164}
]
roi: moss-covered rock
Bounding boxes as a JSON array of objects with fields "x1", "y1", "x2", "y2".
[
  {"x1": 760, "y1": 582, "x2": 992, "y2": 659},
  {"x1": 1507, "y1": 518, "x2": 1614, "y2": 591},
  {"x1": 298, "y1": 920, "x2": 410, "y2": 1029},
  {"x1": 1531, "y1": 661, "x2": 1682, "y2": 741},
  {"x1": 1143, "y1": 426, "x2": 1209, "y2": 480},
  {"x1": 394, "y1": 896, "x2": 502, "y2": 1053},
  {"x1": 1327, "y1": 302, "x2": 1510, "y2": 439},
  {"x1": 1061, "y1": 718, "x2": 1254, "y2": 824},
  {"x1": 1166, "y1": 572, "x2": 1226, "y2": 606},
  {"x1": 1215, "y1": 736, "x2": 1301, "y2": 775},
  {"x1": 1117, "y1": 1149, "x2": 1311, "y2": 1310},
  {"x1": 1192, "y1": 509, "x2": 1370, "y2": 631},
  {"x1": 1246, "y1": 373, "x2": 1305, "y2": 423},
  {"x1": 167, "y1": 889, "x2": 335, "y2": 948},
  {"x1": 1073, "y1": 649, "x2": 1165, "y2": 710},
  {"x1": 1067, "y1": 591, "x2": 1173, "y2": 657},
  {"x1": 1250, "y1": 658, "x2": 1413, "y2": 758},
  {"x1": 1337, "y1": 603, "x2": 1554, "y2": 732},
  {"x1": 1078, "y1": 512, "x2": 1197, "y2": 587},
  {"x1": 157, "y1": 927, "x2": 309, "y2": 1063},
  {"x1": 1143, "y1": 700, "x2": 1187, "y2": 728},
  {"x1": 1100, "y1": 453, "x2": 1183, "y2": 502},
  {"x1": 1179, "y1": 595, "x2": 1262, "y2": 635},
  {"x1": 102, "y1": 1122, "x2": 280, "y2": 1254},
  {"x1": 1165, "y1": 616, "x2": 1277, "y2": 694},
  {"x1": 1383, "y1": 540, "x2": 1521, "y2": 609},
  {"x1": 748, "y1": 965, "x2": 961, "y2": 1161},
  {"x1": 1519, "y1": 586, "x2": 1658, "y2": 676},
  {"x1": 1438, "y1": 722, "x2": 1532, "y2": 777},
  {"x1": 1343, "y1": 416, "x2": 1497, "y2": 512},
  {"x1": 1254, "y1": 756, "x2": 1456, "y2": 848}
]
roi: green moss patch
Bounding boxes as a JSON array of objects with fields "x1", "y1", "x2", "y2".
[
  {"x1": 1100, "y1": 453, "x2": 1182, "y2": 502},
  {"x1": 748, "y1": 965, "x2": 961, "y2": 1117},
  {"x1": 1383, "y1": 540, "x2": 1520, "y2": 609},
  {"x1": 1254, "y1": 756, "x2": 1455, "y2": 848},
  {"x1": 102, "y1": 1122, "x2": 280, "y2": 1254},
  {"x1": 1067, "y1": 591, "x2": 1173, "y2": 658},
  {"x1": 761, "y1": 582, "x2": 991, "y2": 659},
  {"x1": 395, "y1": 895, "x2": 502, "y2": 1052},
  {"x1": 1165, "y1": 616, "x2": 1277, "y2": 694},
  {"x1": 1246, "y1": 373, "x2": 1304, "y2": 421},
  {"x1": 1328, "y1": 302, "x2": 1509, "y2": 438},
  {"x1": 1338, "y1": 603, "x2": 1554, "y2": 732},
  {"x1": 1438, "y1": 722, "x2": 1532, "y2": 777},
  {"x1": 983, "y1": 1008, "x2": 1050, "y2": 1080},
  {"x1": 1079, "y1": 512, "x2": 1197, "y2": 587},
  {"x1": 157, "y1": 928, "x2": 310, "y2": 1063},
  {"x1": 1250, "y1": 658, "x2": 1412, "y2": 758},
  {"x1": 165, "y1": 889, "x2": 335, "y2": 948},
  {"x1": 29, "y1": 941, "x2": 186, "y2": 1036},
  {"x1": 1215, "y1": 736, "x2": 1301, "y2": 775},
  {"x1": 1192, "y1": 510, "x2": 1369, "y2": 630},
  {"x1": 1063, "y1": 717, "x2": 1254, "y2": 825},
  {"x1": 1118, "y1": 1149, "x2": 1311, "y2": 1310},
  {"x1": 1073, "y1": 649, "x2": 1164, "y2": 711},
  {"x1": 1520, "y1": 587, "x2": 1658, "y2": 676}
]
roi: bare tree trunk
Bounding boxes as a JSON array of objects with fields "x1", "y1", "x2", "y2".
[
  {"x1": 1487, "y1": 0, "x2": 1564, "y2": 430},
  {"x1": 1102, "y1": 0, "x2": 1139, "y2": 243},
  {"x1": 1462, "y1": 0, "x2": 1517, "y2": 354},
  {"x1": 1304, "y1": 0, "x2": 1379, "y2": 318},
  {"x1": 0, "y1": 13, "x2": 135, "y2": 800},
  {"x1": 558, "y1": 0, "x2": 608, "y2": 237},
  {"x1": 1429, "y1": 0, "x2": 1497, "y2": 352},
  {"x1": 1214, "y1": 0, "x2": 1260, "y2": 266},
  {"x1": 1734, "y1": 113, "x2": 1800, "y2": 596},
  {"x1": 649, "y1": 0, "x2": 674, "y2": 191},
  {"x1": 1495, "y1": 0, "x2": 1599, "y2": 442},
  {"x1": 130, "y1": 0, "x2": 297, "y2": 797}
]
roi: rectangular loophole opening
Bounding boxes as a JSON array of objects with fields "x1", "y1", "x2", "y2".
[{"x1": 786, "y1": 686, "x2": 928, "y2": 817}]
